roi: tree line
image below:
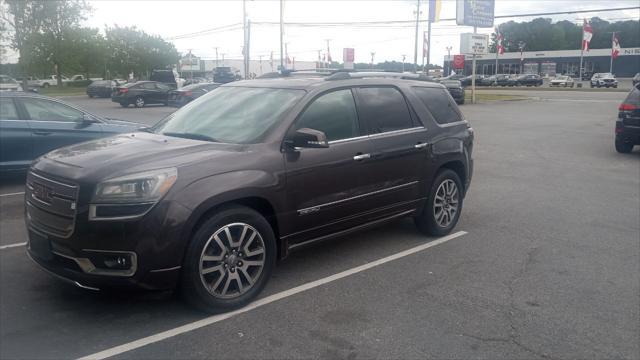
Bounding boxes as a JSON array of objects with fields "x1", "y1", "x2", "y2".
[
  {"x1": 0, "y1": 0, "x2": 180, "y2": 87},
  {"x1": 491, "y1": 17, "x2": 640, "y2": 53}
]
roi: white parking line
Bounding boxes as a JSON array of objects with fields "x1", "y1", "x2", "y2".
[
  {"x1": 0, "y1": 191, "x2": 25, "y2": 197},
  {"x1": 0, "y1": 242, "x2": 27, "y2": 250},
  {"x1": 77, "y1": 230, "x2": 467, "y2": 360}
]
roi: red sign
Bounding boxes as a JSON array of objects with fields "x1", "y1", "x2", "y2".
[
  {"x1": 453, "y1": 55, "x2": 465, "y2": 69},
  {"x1": 343, "y1": 48, "x2": 355, "y2": 63}
]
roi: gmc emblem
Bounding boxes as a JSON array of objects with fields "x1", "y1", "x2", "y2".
[{"x1": 32, "y1": 183, "x2": 54, "y2": 204}]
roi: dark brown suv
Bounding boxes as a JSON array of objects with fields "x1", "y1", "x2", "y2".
[{"x1": 26, "y1": 72, "x2": 474, "y2": 312}]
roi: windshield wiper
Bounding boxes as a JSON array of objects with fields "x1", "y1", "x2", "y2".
[{"x1": 161, "y1": 132, "x2": 220, "y2": 143}]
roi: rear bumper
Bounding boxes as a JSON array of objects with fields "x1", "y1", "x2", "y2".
[{"x1": 616, "y1": 121, "x2": 640, "y2": 144}]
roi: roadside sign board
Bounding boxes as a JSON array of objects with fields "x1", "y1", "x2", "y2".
[
  {"x1": 343, "y1": 48, "x2": 355, "y2": 70},
  {"x1": 456, "y1": 0, "x2": 495, "y2": 28},
  {"x1": 460, "y1": 33, "x2": 489, "y2": 55},
  {"x1": 453, "y1": 55, "x2": 465, "y2": 69}
]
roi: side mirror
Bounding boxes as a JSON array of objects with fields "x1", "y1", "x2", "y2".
[
  {"x1": 288, "y1": 128, "x2": 329, "y2": 149},
  {"x1": 81, "y1": 114, "x2": 99, "y2": 124}
]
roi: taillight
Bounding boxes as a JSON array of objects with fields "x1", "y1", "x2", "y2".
[
  {"x1": 119, "y1": 88, "x2": 128, "y2": 94},
  {"x1": 183, "y1": 91, "x2": 192, "y2": 96},
  {"x1": 619, "y1": 103, "x2": 637, "y2": 111}
]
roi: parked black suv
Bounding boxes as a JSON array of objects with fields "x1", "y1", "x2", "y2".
[
  {"x1": 516, "y1": 74, "x2": 543, "y2": 87},
  {"x1": 26, "y1": 72, "x2": 474, "y2": 312},
  {"x1": 615, "y1": 84, "x2": 640, "y2": 153}
]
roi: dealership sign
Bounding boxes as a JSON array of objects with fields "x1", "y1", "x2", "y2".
[
  {"x1": 460, "y1": 33, "x2": 489, "y2": 55},
  {"x1": 456, "y1": 0, "x2": 495, "y2": 28},
  {"x1": 453, "y1": 55, "x2": 465, "y2": 69}
]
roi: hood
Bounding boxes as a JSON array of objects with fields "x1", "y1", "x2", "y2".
[{"x1": 33, "y1": 132, "x2": 248, "y2": 182}]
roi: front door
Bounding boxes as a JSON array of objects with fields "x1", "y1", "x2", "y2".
[
  {"x1": 19, "y1": 98, "x2": 104, "y2": 158},
  {"x1": 283, "y1": 88, "x2": 374, "y2": 244},
  {"x1": 0, "y1": 97, "x2": 32, "y2": 170}
]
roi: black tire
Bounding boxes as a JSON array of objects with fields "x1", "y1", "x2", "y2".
[
  {"x1": 615, "y1": 138, "x2": 634, "y2": 153},
  {"x1": 42, "y1": 83, "x2": 49, "y2": 88},
  {"x1": 415, "y1": 169, "x2": 464, "y2": 236},
  {"x1": 134, "y1": 96, "x2": 145, "y2": 108},
  {"x1": 180, "y1": 205, "x2": 276, "y2": 313}
]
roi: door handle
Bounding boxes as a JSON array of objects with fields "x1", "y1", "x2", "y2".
[
  {"x1": 414, "y1": 142, "x2": 429, "y2": 149},
  {"x1": 33, "y1": 131, "x2": 52, "y2": 136},
  {"x1": 353, "y1": 153, "x2": 371, "y2": 161}
]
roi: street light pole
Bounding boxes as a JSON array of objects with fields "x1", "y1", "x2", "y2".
[
  {"x1": 402, "y1": 54, "x2": 406, "y2": 72},
  {"x1": 279, "y1": 0, "x2": 284, "y2": 72},
  {"x1": 413, "y1": 0, "x2": 421, "y2": 73},
  {"x1": 518, "y1": 41, "x2": 526, "y2": 74},
  {"x1": 370, "y1": 52, "x2": 376, "y2": 70}
]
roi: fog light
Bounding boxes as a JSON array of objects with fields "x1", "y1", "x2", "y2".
[{"x1": 102, "y1": 255, "x2": 131, "y2": 270}]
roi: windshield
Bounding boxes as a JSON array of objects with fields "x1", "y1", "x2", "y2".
[{"x1": 152, "y1": 86, "x2": 305, "y2": 144}]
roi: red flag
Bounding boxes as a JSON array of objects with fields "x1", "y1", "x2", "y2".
[
  {"x1": 582, "y1": 19, "x2": 593, "y2": 51},
  {"x1": 612, "y1": 33, "x2": 621, "y2": 59},
  {"x1": 496, "y1": 28, "x2": 504, "y2": 55}
]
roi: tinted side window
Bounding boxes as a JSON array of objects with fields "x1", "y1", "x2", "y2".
[
  {"x1": 412, "y1": 87, "x2": 463, "y2": 125},
  {"x1": 140, "y1": 83, "x2": 156, "y2": 90},
  {"x1": 357, "y1": 87, "x2": 413, "y2": 133},
  {"x1": 295, "y1": 89, "x2": 359, "y2": 142},
  {"x1": 0, "y1": 98, "x2": 20, "y2": 120},
  {"x1": 22, "y1": 99, "x2": 83, "y2": 122}
]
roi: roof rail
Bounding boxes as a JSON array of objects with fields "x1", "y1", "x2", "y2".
[
  {"x1": 324, "y1": 71, "x2": 435, "y2": 81},
  {"x1": 256, "y1": 68, "x2": 344, "y2": 79}
]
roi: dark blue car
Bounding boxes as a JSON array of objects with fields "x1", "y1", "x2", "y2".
[{"x1": 0, "y1": 93, "x2": 142, "y2": 172}]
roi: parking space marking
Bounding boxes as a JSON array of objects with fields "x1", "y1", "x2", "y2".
[
  {"x1": 78, "y1": 230, "x2": 467, "y2": 360},
  {"x1": 0, "y1": 191, "x2": 25, "y2": 197},
  {"x1": 0, "y1": 242, "x2": 27, "y2": 250}
]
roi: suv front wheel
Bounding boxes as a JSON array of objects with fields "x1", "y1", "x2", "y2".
[
  {"x1": 415, "y1": 169, "x2": 464, "y2": 236},
  {"x1": 180, "y1": 205, "x2": 276, "y2": 312}
]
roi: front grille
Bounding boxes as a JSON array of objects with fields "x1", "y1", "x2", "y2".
[{"x1": 26, "y1": 171, "x2": 79, "y2": 238}]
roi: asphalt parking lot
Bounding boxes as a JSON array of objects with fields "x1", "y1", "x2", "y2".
[{"x1": 1, "y1": 90, "x2": 638, "y2": 359}]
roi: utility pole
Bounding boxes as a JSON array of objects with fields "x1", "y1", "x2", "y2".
[
  {"x1": 246, "y1": 19, "x2": 251, "y2": 78},
  {"x1": 425, "y1": 20, "x2": 432, "y2": 72},
  {"x1": 259, "y1": 55, "x2": 263, "y2": 75},
  {"x1": 325, "y1": 39, "x2": 331, "y2": 66},
  {"x1": 413, "y1": 0, "x2": 421, "y2": 73},
  {"x1": 402, "y1": 54, "x2": 406, "y2": 72},
  {"x1": 280, "y1": 0, "x2": 284, "y2": 72},
  {"x1": 214, "y1": 47, "x2": 219, "y2": 68},
  {"x1": 243, "y1": 0, "x2": 248, "y2": 78},
  {"x1": 445, "y1": 46, "x2": 452, "y2": 75},
  {"x1": 285, "y1": 42, "x2": 289, "y2": 70},
  {"x1": 221, "y1": 53, "x2": 226, "y2": 66},
  {"x1": 370, "y1": 52, "x2": 376, "y2": 70}
]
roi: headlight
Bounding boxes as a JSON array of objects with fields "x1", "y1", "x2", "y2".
[{"x1": 90, "y1": 168, "x2": 177, "y2": 220}]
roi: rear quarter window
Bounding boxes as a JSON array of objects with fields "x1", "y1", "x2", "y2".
[{"x1": 412, "y1": 87, "x2": 464, "y2": 125}]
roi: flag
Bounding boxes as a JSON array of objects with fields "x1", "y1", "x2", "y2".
[
  {"x1": 496, "y1": 27, "x2": 504, "y2": 55},
  {"x1": 428, "y1": 0, "x2": 441, "y2": 22},
  {"x1": 423, "y1": 31, "x2": 428, "y2": 58},
  {"x1": 582, "y1": 19, "x2": 593, "y2": 51},
  {"x1": 612, "y1": 33, "x2": 620, "y2": 59}
]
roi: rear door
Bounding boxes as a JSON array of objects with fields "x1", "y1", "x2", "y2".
[
  {"x1": 19, "y1": 97, "x2": 104, "y2": 157},
  {"x1": 353, "y1": 86, "x2": 430, "y2": 216},
  {"x1": 284, "y1": 88, "x2": 375, "y2": 243},
  {"x1": 0, "y1": 97, "x2": 33, "y2": 170},
  {"x1": 154, "y1": 82, "x2": 171, "y2": 104}
]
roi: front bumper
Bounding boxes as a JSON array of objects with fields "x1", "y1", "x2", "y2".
[{"x1": 25, "y1": 170, "x2": 192, "y2": 291}]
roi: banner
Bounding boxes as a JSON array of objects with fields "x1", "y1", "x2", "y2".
[
  {"x1": 582, "y1": 19, "x2": 593, "y2": 51},
  {"x1": 453, "y1": 55, "x2": 465, "y2": 69},
  {"x1": 429, "y1": 0, "x2": 441, "y2": 22},
  {"x1": 612, "y1": 34, "x2": 620, "y2": 59}
]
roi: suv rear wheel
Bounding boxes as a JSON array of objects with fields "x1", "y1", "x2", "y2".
[
  {"x1": 180, "y1": 205, "x2": 276, "y2": 312},
  {"x1": 415, "y1": 169, "x2": 463, "y2": 236}
]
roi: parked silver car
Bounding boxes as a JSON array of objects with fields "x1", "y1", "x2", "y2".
[
  {"x1": 0, "y1": 75, "x2": 23, "y2": 92},
  {"x1": 549, "y1": 75, "x2": 575, "y2": 88}
]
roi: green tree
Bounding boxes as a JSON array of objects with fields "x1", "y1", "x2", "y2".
[{"x1": 105, "y1": 26, "x2": 179, "y2": 79}]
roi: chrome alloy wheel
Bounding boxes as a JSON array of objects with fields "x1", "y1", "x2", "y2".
[
  {"x1": 199, "y1": 223, "x2": 266, "y2": 299},
  {"x1": 433, "y1": 179, "x2": 459, "y2": 228},
  {"x1": 135, "y1": 97, "x2": 145, "y2": 107}
]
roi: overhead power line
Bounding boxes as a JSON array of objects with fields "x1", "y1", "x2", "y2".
[{"x1": 167, "y1": 6, "x2": 639, "y2": 41}]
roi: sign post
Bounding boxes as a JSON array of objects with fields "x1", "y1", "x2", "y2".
[
  {"x1": 460, "y1": 32, "x2": 489, "y2": 104},
  {"x1": 456, "y1": 0, "x2": 495, "y2": 104}
]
